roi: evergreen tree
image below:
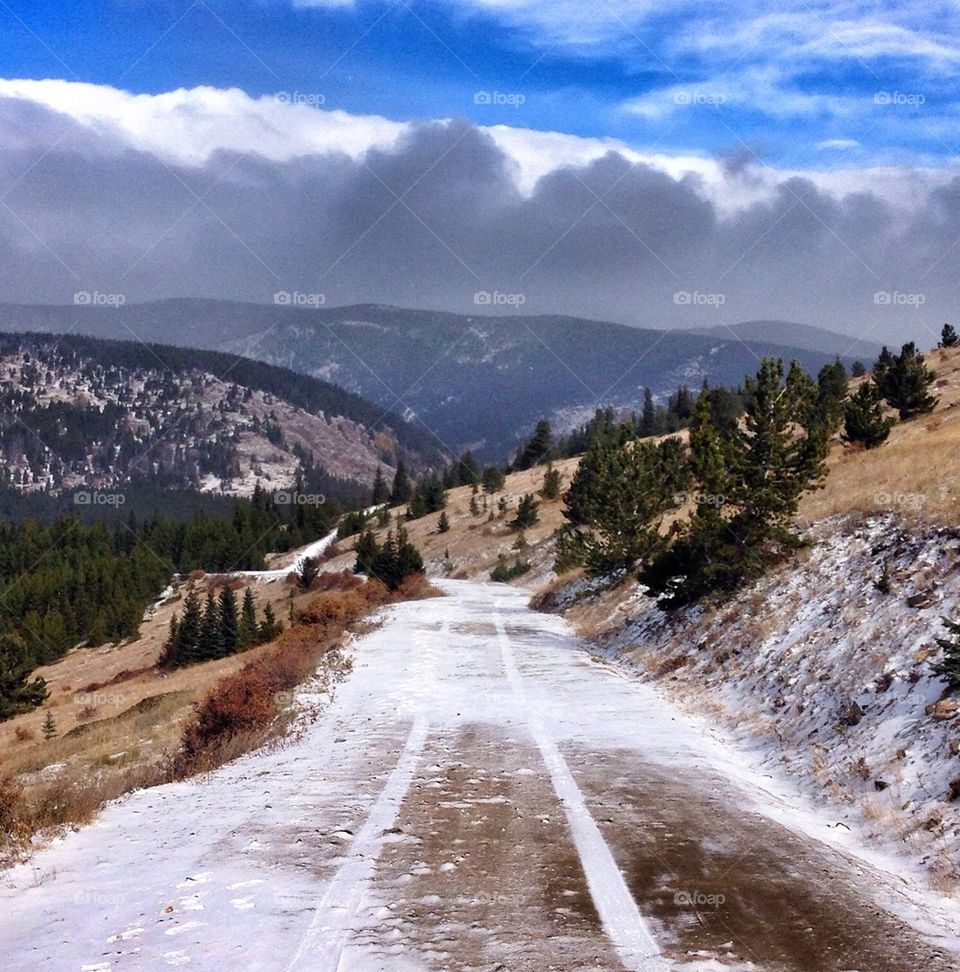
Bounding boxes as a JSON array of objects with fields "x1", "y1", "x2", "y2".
[
  {"x1": 41, "y1": 709, "x2": 57, "y2": 740},
  {"x1": 876, "y1": 342, "x2": 937, "y2": 419},
  {"x1": 642, "y1": 359, "x2": 827, "y2": 607},
  {"x1": 843, "y1": 380, "x2": 894, "y2": 448},
  {"x1": 297, "y1": 555, "x2": 320, "y2": 590},
  {"x1": 218, "y1": 587, "x2": 239, "y2": 655},
  {"x1": 873, "y1": 345, "x2": 894, "y2": 380},
  {"x1": 170, "y1": 587, "x2": 203, "y2": 666},
  {"x1": 406, "y1": 489, "x2": 428, "y2": 520},
  {"x1": 814, "y1": 359, "x2": 848, "y2": 434},
  {"x1": 353, "y1": 529, "x2": 380, "y2": 575},
  {"x1": 510, "y1": 494, "x2": 540, "y2": 531},
  {"x1": 238, "y1": 587, "x2": 258, "y2": 648},
  {"x1": 158, "y1": 614, "x2": 180, "y2": 668},
  {"x1": 639, "y1": 388, "x2": 657, "y2": 437},
  {"x1": 370, "y1": 466, "x2": 390, "y2": 505},
  {"x1": 368, "y1": 527, "x2": 425, "y2": 589},
  {"x1": 389, "y1": 459, "x2": 413, "y2": 506},
  {"x1": 469, "y1": 493, "x2": 480, "y2": 516},
  {"x1": 557, "y1": 436, "x2": 687, "y2": 576},
  {"x1": 513, "y1": 419, "x2": 553, "y2": 470},
  {"x1": 259, "y1": 603, "x2": 282, "y2": 642},
  {"x1": 396, "y1": 526, "x2": 425, "y2": 581},
  {"x1": 456, "y1": 450, "x2": 480, "y2": 486},
  {"x1": 199, "y1": 591, "x2": 223, "y2": 660},
  {"x1": 481, "y1": 465, "x2": 506, "y2": 494},
  {"x1": 851, "y1": 361, "x2": 866, "y2": 378},
  {"x1": 540, "y1": 464, "x2": 562, "y2": 500},
  {"x1": 0, "y1": 632, "x2": 48, "y2": 720},
  {"x1": 941, "y1": 324, "x2": 958, "y2": 348},
  {"x1": 932, "y1": 617, "x2": 960, "y2": 688},
  {"x1": 437, "y1": 511, "x2": 450, "y2": 533},
  {"x1": 419, "y1": 473, "x2": 446, "y2": 513}
]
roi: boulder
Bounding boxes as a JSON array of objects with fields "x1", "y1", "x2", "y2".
[{"x1": 926, "y1": 698, "x2": 960, "y2": 721}]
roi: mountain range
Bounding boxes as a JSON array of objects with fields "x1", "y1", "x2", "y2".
[
  {"x1": 0, "y1": 332, "x2": 439, "y2": 505},
  {"x1": 0, "y1": 302, "x2": 877, "y2": 458}
]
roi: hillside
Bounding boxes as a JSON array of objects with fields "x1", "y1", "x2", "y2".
[
  {"x1": 0, "y1": 301, "x2": 861, "y2": 458},
  {"x1": 4, "y1": 349, "x2": 960, "y2": 965},
  {"x1": 689, "y1": 320, "x2": 883, "y2": 359},
  {"x1": 314, "y1": 345, "x2": 960, "y2": 893},
  {"x1": 0, "y1": 333, "x2": 440, "y2": 503}
]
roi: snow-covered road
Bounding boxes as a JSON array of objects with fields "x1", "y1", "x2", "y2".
[{"x1": 3, "y1": 582, "x2": 958, "y2": 971}]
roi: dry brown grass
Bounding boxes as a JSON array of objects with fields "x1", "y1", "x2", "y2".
[
  {"x1": 800, "y1": 345, "x2": 960, "y2": 524},
  {"x1": 1, "y1": 567, "x2": 436, "y2": 864}
]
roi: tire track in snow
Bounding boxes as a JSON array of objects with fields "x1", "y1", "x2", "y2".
[
  {"x1": 285, "y1": 615, "x2": 444, "y2": 971},
  {"x1": 493, "y1": 610, "x2": 666, "y2": 972}
]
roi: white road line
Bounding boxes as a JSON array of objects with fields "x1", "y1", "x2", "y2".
[
  {"x1": 284, "y1": 715, "x2": 429, "y2": 972},
  {"x1": 285, "y1": 613, "x2": 443, "y2": 972},
  {"x1": 493, "y1": 611, "x2": 666, "y2": 972}
]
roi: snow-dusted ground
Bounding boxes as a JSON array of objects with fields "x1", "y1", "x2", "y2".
[
  {"x1": 2, "y1": 582, "x2": 958, "y2": 970},
  {"x1": 235, "y1": 527, "x2": 341, "y2": 582},
  {"x1": 579, "y1": 514, "x2": 960, "y2": 893}
]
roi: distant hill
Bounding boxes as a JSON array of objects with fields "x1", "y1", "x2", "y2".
[
  {"x1": 0, "y1": 302, "x2": 866, "y2": 459},
  {"x1": 0, "y1": 332, "x2": 440, "y2": 503},
  {"x1": 687, "y1": 321, "x2": 882, "y2": 360}
]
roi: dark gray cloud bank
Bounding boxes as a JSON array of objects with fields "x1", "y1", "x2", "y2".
[{"x1": 0, "y1": 96, "x2": 956, "y2": 347}]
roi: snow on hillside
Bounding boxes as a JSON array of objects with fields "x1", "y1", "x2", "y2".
[{"x1": 575, "y1": 513, "x2": 960, "y2": 889}]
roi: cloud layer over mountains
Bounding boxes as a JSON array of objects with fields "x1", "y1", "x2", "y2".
[{"x1": 0, "y1": 81, "x2": 956, "y2": 346}]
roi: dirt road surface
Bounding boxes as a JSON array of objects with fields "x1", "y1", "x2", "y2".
[{"x1": 2, "y1": 581, "x2": 957, "y2": 971}]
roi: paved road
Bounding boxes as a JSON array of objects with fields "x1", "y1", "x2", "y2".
[{"x1": 2, "y1": 582, "x2": 957, "y2": 971}]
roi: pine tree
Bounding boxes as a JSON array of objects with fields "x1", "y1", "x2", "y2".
[
  {"x1": 540, "y1": 464, "x2": 562, "y2": 500},
  {"x1": 419, "y1": 473, "x2": 446, "y2": 513},
  {"x1": 874, "y1": 563, "x2": 892, "y2": 594},
  {"x1": 218, "y1": 587, "x2": 239, "y2": 655},
  {"x1": 371, "y1": 465, "x2": 390, "y2": 505},
  {"x1": 259, "y1": 603, "x2": 282, "y2": 642},
  {"x1": 642, "y1": 359, "x2": 827, "y2": 607},
  {"x1": 876, "y1": 342, "x2": 937, "y2": 419},
  {"x1": 814, "y1": 359, "x2": 848, "y2": 434},
  {"x1": 406, "y1": 489, "x2": 428, "y2": 520},
  {"x1": 158, "y1": 614, "x2": 180, "y2": 668},
  {"x1": 469, "y1": 493, "x2": 480, "y2": 516},
  {"x1": 297, "y1": 555, "x2": 320, "y2": 590},
  {"x1": 941, "y1": 324, "x2": 958, "y2": 348},
  {"x1": 353, "y1": 529, "x2": 380, "y2": 575},
  {"x1": 481, "y1": 465, "x2": 506, "y2": 494},
  {"x1": 639, "y1": 388, "x2": 657, "y2": 437},
  {"x1": 843, "y1": 380, "x2": 894, "y2": 448},
  {"x1": 389, "y1": 459, "x2": 413, "y2": 506},
  {"x1": 238, "y1": 587, "x2": 258, "y2": 648},
  {"x1": 557, "y1": 436, "x2": 687, "y2": 576},
  {"x1": 41, "y1": 709, "x2": 57, "y2": 740},
  {"x1": 396, "y1": 526, "x2": 425, "y2": 581},
  {"x1": 510, "y1": 494, "x2": 540, "y2": 531},
  {"x1": 851, "y1": 361, "x2": 866, "y2": 378},
  {"x1": 437, "y1": 511, "x2": 450, "y2": 533},
  {"x1": 368, "y1": 528, "x2": 424, "y2": 589},
  {"x1": 0, "y1": 632, "x2": 48, "y2": 720},
  {"x1": 199, "y1": 591, "x2": 223, "y2": 660},
  {"x1": 932, "y1": 617, "x2": 960, "y2": 688},
  {"x1": 513, "y1": 419, "x2": 553, "y2": 470},
  {"x1": 172, "y1": 587, "x2": 203, "y2": 666}
]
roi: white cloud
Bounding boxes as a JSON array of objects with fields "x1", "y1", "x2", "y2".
[
  {"x1": 0, "y1": 77, "x2": 951, "y2": 219},
  {"x1": 0, "y1": 78, "x2": 408, "y2": 165},
  {"x1": 818, "y1": 138, "x2": 860, "y2": 150}
]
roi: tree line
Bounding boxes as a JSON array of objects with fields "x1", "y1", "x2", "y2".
[{"x1": 0, "y1": 484, "x2": 345, "y2": 720}]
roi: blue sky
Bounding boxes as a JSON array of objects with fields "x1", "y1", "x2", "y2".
[{"x1": 0, "y1": 0, "x2": 954, "y2": 169}]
